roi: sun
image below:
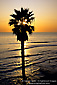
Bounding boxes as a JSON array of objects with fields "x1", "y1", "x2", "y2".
[
  {"x1": 23, "y1": 19, "x2": 27, "y2": 25},
  {"x1": 23, "y1": 21, "x2": 27, "y2": 25}
]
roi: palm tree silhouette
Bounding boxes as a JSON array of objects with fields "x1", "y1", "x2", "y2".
[{"x1": 9, "y1": 7, "x2": 35, "y2": 84}]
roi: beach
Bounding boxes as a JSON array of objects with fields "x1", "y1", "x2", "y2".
[{"x1": 0, "y1": 32, "x2": 57, "y2": 85}]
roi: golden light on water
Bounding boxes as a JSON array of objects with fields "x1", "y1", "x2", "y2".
[
  {"x1": 24, "y1": 41, "x2": 31, "y2": 56},
  {"x1": 24, "y1": 42, "x2": 27, "y2": 48},
  {"x1": 16, "y1": 41, "x2": 30, "y2": 56}
]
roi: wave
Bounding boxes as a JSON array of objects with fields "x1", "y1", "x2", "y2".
[
  {"x1": 0, "y1": 66, "x2": 22, "y2": 73},
  {"x1": 0, "y1": 56, "x2": 57, "y2": 74},
  {"x1": 0, "y1": 53, "x2": 43, "y2": 60},
  {"x1": 0, "y1": 41, "x2": 57, "y2": 46},
  {"x1": 6, "y1": 41, "x2": 57, "y2": 44},
  {"x1": 9, "y1": 44, "x2": 57, "y2": 51},
  {"x1": 28, "y1": 41, "x2": 49, "y2": 43},
  {"x1": 7, "y1": 41, "x2": 57, "y2": 44},
  {"x1": 8, "y1": 43, "x2": 20, "y2": 44},
  {"x1": 0, "y1": 75, "x2": 22, "y2": 82},
  {"x1": 0, "y1": 44, "x2": 57, "y2": 54},
  {"x1": 0, "y1": 42, "x2": 48, "y2": 45},
  {"x1": 28, "y1": 44, "x2": 57, "y2": 48}
]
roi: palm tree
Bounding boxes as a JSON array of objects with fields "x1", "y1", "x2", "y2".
[{"x1": 9, "y1": 7, "x2": 35, "y2": 84}]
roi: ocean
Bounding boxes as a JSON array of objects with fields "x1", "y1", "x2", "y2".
[{"x1": 0, "y1": 32, "x2": 57, "y2": 85}]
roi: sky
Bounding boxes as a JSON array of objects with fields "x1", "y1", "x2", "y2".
[{"x1": 0, "y1": 0, "x2": 57, "y2": 32}]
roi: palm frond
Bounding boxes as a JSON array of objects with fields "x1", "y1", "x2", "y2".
[
  {"x1": 9, "y1": 8, "x2": 35, "y2": 41},
  {"x1": 9, "y1": 19, "x2": 18, "y2": 26},
  {"x1": 29, "y1": 11, "x2": 33, "y2": 15}
]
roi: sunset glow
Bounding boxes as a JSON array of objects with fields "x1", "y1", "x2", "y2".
[{"x1": 0, "y1": 0, "x2": 57, "y2": 32}]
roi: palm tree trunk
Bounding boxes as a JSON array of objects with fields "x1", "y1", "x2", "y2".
[{"x1": 21, "y1": 40, "x2": 26, "y2": 84}]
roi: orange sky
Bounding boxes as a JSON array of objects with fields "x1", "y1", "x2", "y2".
[{"x1": 0, "y1": 0, "x2": 57, "y2": 32}]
